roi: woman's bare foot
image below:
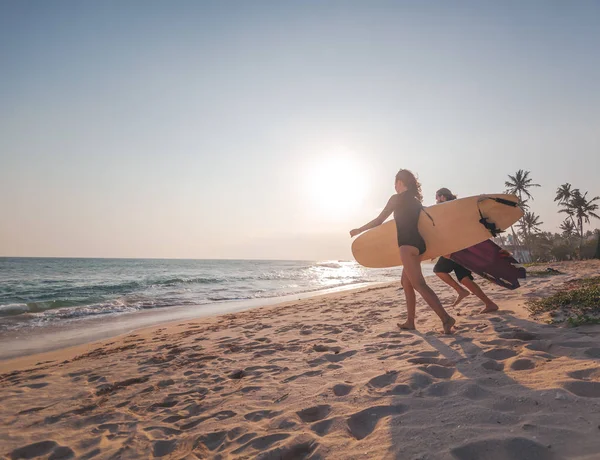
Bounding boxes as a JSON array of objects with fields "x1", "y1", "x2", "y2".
[
  {"x1": 453, "y1": 288, "x2": 470, "y2": 307},
  {"x1": 442, "y1": 316, "x2": 456, "y2": 335},
  {"x1": 480, "y1": 302, "x2": 499, "y2": 314},
  {"x1": 398, "y1": 321, "x2": 415, "y2": 330}
]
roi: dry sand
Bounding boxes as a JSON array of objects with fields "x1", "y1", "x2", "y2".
[{"x1": 1, "y1": 260, "x2": 600, "y2": 460}]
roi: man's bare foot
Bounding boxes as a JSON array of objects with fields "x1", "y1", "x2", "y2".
[
  {"x1": 453, "y1": 288, "x2": 470, "y2": 307},
  {"x1": 480, "y1": 303, "x2": 499, "y2": 314},
  {"x1": 398, "y1": 321, "x2": 415, "y2": 330},
  {"x1": 442, "y1": 316, "x2": 456, "y2": 335}
]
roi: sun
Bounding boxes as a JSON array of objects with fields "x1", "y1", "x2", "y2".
[{"x1": 306, "y1": 154, "x2": 367, "y2": 216}]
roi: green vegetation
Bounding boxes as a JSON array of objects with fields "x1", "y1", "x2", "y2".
[{"x1": 526, "y1": 277, "x2": 600, "y2": 326}]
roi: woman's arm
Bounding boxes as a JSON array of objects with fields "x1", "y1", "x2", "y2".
[{"x1": 350, "y1": 195, "x2": 397, "y2": 237}]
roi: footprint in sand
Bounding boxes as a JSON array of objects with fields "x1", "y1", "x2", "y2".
[
  {"x1": 451, "y1": 437, "x2": 558, "y2": 460},
  {"x1": 22, "y1": 382, "x2": 49, "y2": 389},
  {"x1": 232, "y1": 433, "x2": 291, "y2": 455},
  {"x1": 296, "y1": 405, "x2": 331, "y2": 423},
  {"x1": 313, "y1": 344, "x2": 341, "y2": 353},
  {"x1": 426, "y1": 381, "x2": 458, "y2": 397},
  {"x1": 226, "y1": 426, "x2": 245, "y2": 441},
  {"x1": 195, "y1": 431, "x2": 228, "y2": 451},
  {"x1": 368, "y1": 371, "x2": 398, "y2": 389},
  {"x1": 482, "y1": 348, "x2": 518, "y2": 361},
  {"x1": 153, "y1": 439, "x2": 178, "y2": 457},
  {"x1": 459, "y1": 383, "x2": 491, "y2": 400},
  {"x1": 241, "y1": 386, "x2": 262, "y2": 393},
  {"x1": 386, "y1": 384, "x2": 412, "y2": 395},
  {"x1": 419, "y1": 364, "x2": 455, "y2": 379},
  {"x1": 346, "y1": 405, "x2": 406, "y2": 440},
  {"x1": 10, "y1": 441, "x2": 75, "y2": 460},
  {"x1": 148, "y1": 399, "x2": 180, "y2": 411},
  {"x1": 25, "y1": 373, "x2": 49, "y2": 382},
  {"x1": 409, "y1": 371, "x2": 433, "y2": 390},
  {"x1": 561, "y1": 380, "x2": 600, "y2": 398},
  {"x1": 255, "y1": 435, "x2": 319, "y2": 460},
  {"x1": 277, "y1": 419, "x2": 297, "y2": 429},
  {"x1": 332, "y1": 383, "x2": 353, "y2": 396},
  {"x1": 310, "y1": 417, "x2": 337, "y2": 436},
  {"x1": 567, "y1": 368, "x2": 600, "y2": 381},
  {"x1": 510, "y1": 358, "x2": 536, "y2": 371},
  {"x1": 77, "y1": 437, "x2": 102, "y2": 451},
  {"x1": 481, "y1": 360, "x2": 504, "y2": 371},
  {"x1": 244, "y1": 410, "x2": 282, "y2": 422}
]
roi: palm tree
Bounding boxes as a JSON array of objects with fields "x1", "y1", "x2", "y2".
[
  {"x1": 519, "y1": 211, "x2": 544, "y2": 236},
  {"x1": 504, "y1": 170, "x2": 540, "y2": 247},
  {"x1": 559, "y1": 219, "x2": 576, "y2": 238},
  {"x1": 555, "y1": 183, "x2": 577, "y2": 230},
  {"x1": 505, "y1": 170, "x2": 541, "y2": 204},
  {"x1": 517, "y1": 211, "x2": 543, "y2": 259},
  {"x1": 554, "y1": 183, "x2": 573, "y2": 205},
  {"x1": 567, "y1": 190, "x2": 600, "y2": 255}
]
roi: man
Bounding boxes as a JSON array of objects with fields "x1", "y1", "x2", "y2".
[{"x1": 433, "y1": 188, "x2": 499, "y2": 313}]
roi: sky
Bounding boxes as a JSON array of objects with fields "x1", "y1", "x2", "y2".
[{"x1": 1, "y1": 1, "x2": 599, "y2": 260}]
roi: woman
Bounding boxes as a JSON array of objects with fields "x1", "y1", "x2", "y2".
[
  {"x1": 434, "y1": 188, "x2": 499, "y2": 313},
  {"x1": 350, "y1": 170, "x2": 455, "y2": 334}
]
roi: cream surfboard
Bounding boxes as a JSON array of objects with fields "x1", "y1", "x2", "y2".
[{"x1": 351, "y1": 194, "x2": 523, "y2": 268}]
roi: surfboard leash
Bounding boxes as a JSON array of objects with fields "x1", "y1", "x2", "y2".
[{"x1": 476, "y1": 196, "x2": 519, "y2": 237}]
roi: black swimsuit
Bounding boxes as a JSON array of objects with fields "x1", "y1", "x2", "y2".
[{"x1": 393, "y1": 193, "x2": 426, "y2": 255}]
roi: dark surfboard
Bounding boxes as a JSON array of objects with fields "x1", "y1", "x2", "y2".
[{"x1": 450, "y1": 240, "x2": 526, "y2": 290}]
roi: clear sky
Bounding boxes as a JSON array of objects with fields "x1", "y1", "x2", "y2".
[{"x1": 1, "y1": 1, "x2": 599, "y2": 260}]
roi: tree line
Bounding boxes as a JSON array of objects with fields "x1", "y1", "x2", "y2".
[{"x1": 499, "y1": 169, "x2": 600, "y2": 262}]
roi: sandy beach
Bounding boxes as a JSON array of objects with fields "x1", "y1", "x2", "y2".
[{"x1": 2, "y1": 260, "x2": 600, "y2": 460}]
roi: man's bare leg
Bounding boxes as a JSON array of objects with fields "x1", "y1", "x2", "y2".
[
  {"x1": 436, "y1": 272, "x2": 470, "y2": 306},
  {"x1": 461, "y1": 278, "x2": 499, "y2": 313}
]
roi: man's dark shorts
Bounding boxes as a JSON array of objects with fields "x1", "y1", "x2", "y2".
[{"x1": 433, "y1": 256, "x2": 473, "y2": 281}]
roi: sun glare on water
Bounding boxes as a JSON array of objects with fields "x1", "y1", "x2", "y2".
[{"x1": 307, "y1": 153, "x2": 368, "y2": 217}]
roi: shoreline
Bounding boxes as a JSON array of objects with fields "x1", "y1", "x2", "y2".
[{"x1": 0, "y1": 281, "x2": 388, "y2": 364}]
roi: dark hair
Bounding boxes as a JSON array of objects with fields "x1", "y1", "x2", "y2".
[
  {"x1": 436, "y1": 187, "x2": 457, "y2": 201},
  {"x1": 395, "y1": 169, "x2": 423, "y2": 202}
]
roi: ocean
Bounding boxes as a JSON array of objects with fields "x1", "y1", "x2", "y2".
[{"x1": 0, "y1": 258, "x2": 435, "y2": 332}]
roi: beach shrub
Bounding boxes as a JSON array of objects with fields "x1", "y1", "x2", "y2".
[{"x1": 526, "y1": 276, "x2": 600, "y2": 326}]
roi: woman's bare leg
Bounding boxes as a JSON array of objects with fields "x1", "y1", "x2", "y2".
[
  {"x1": 400, "y1": 246, "x2": 455, "y2": 334},
  {"x1": 398, "y1": 271, "x2": 416, "y2": 329}
]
